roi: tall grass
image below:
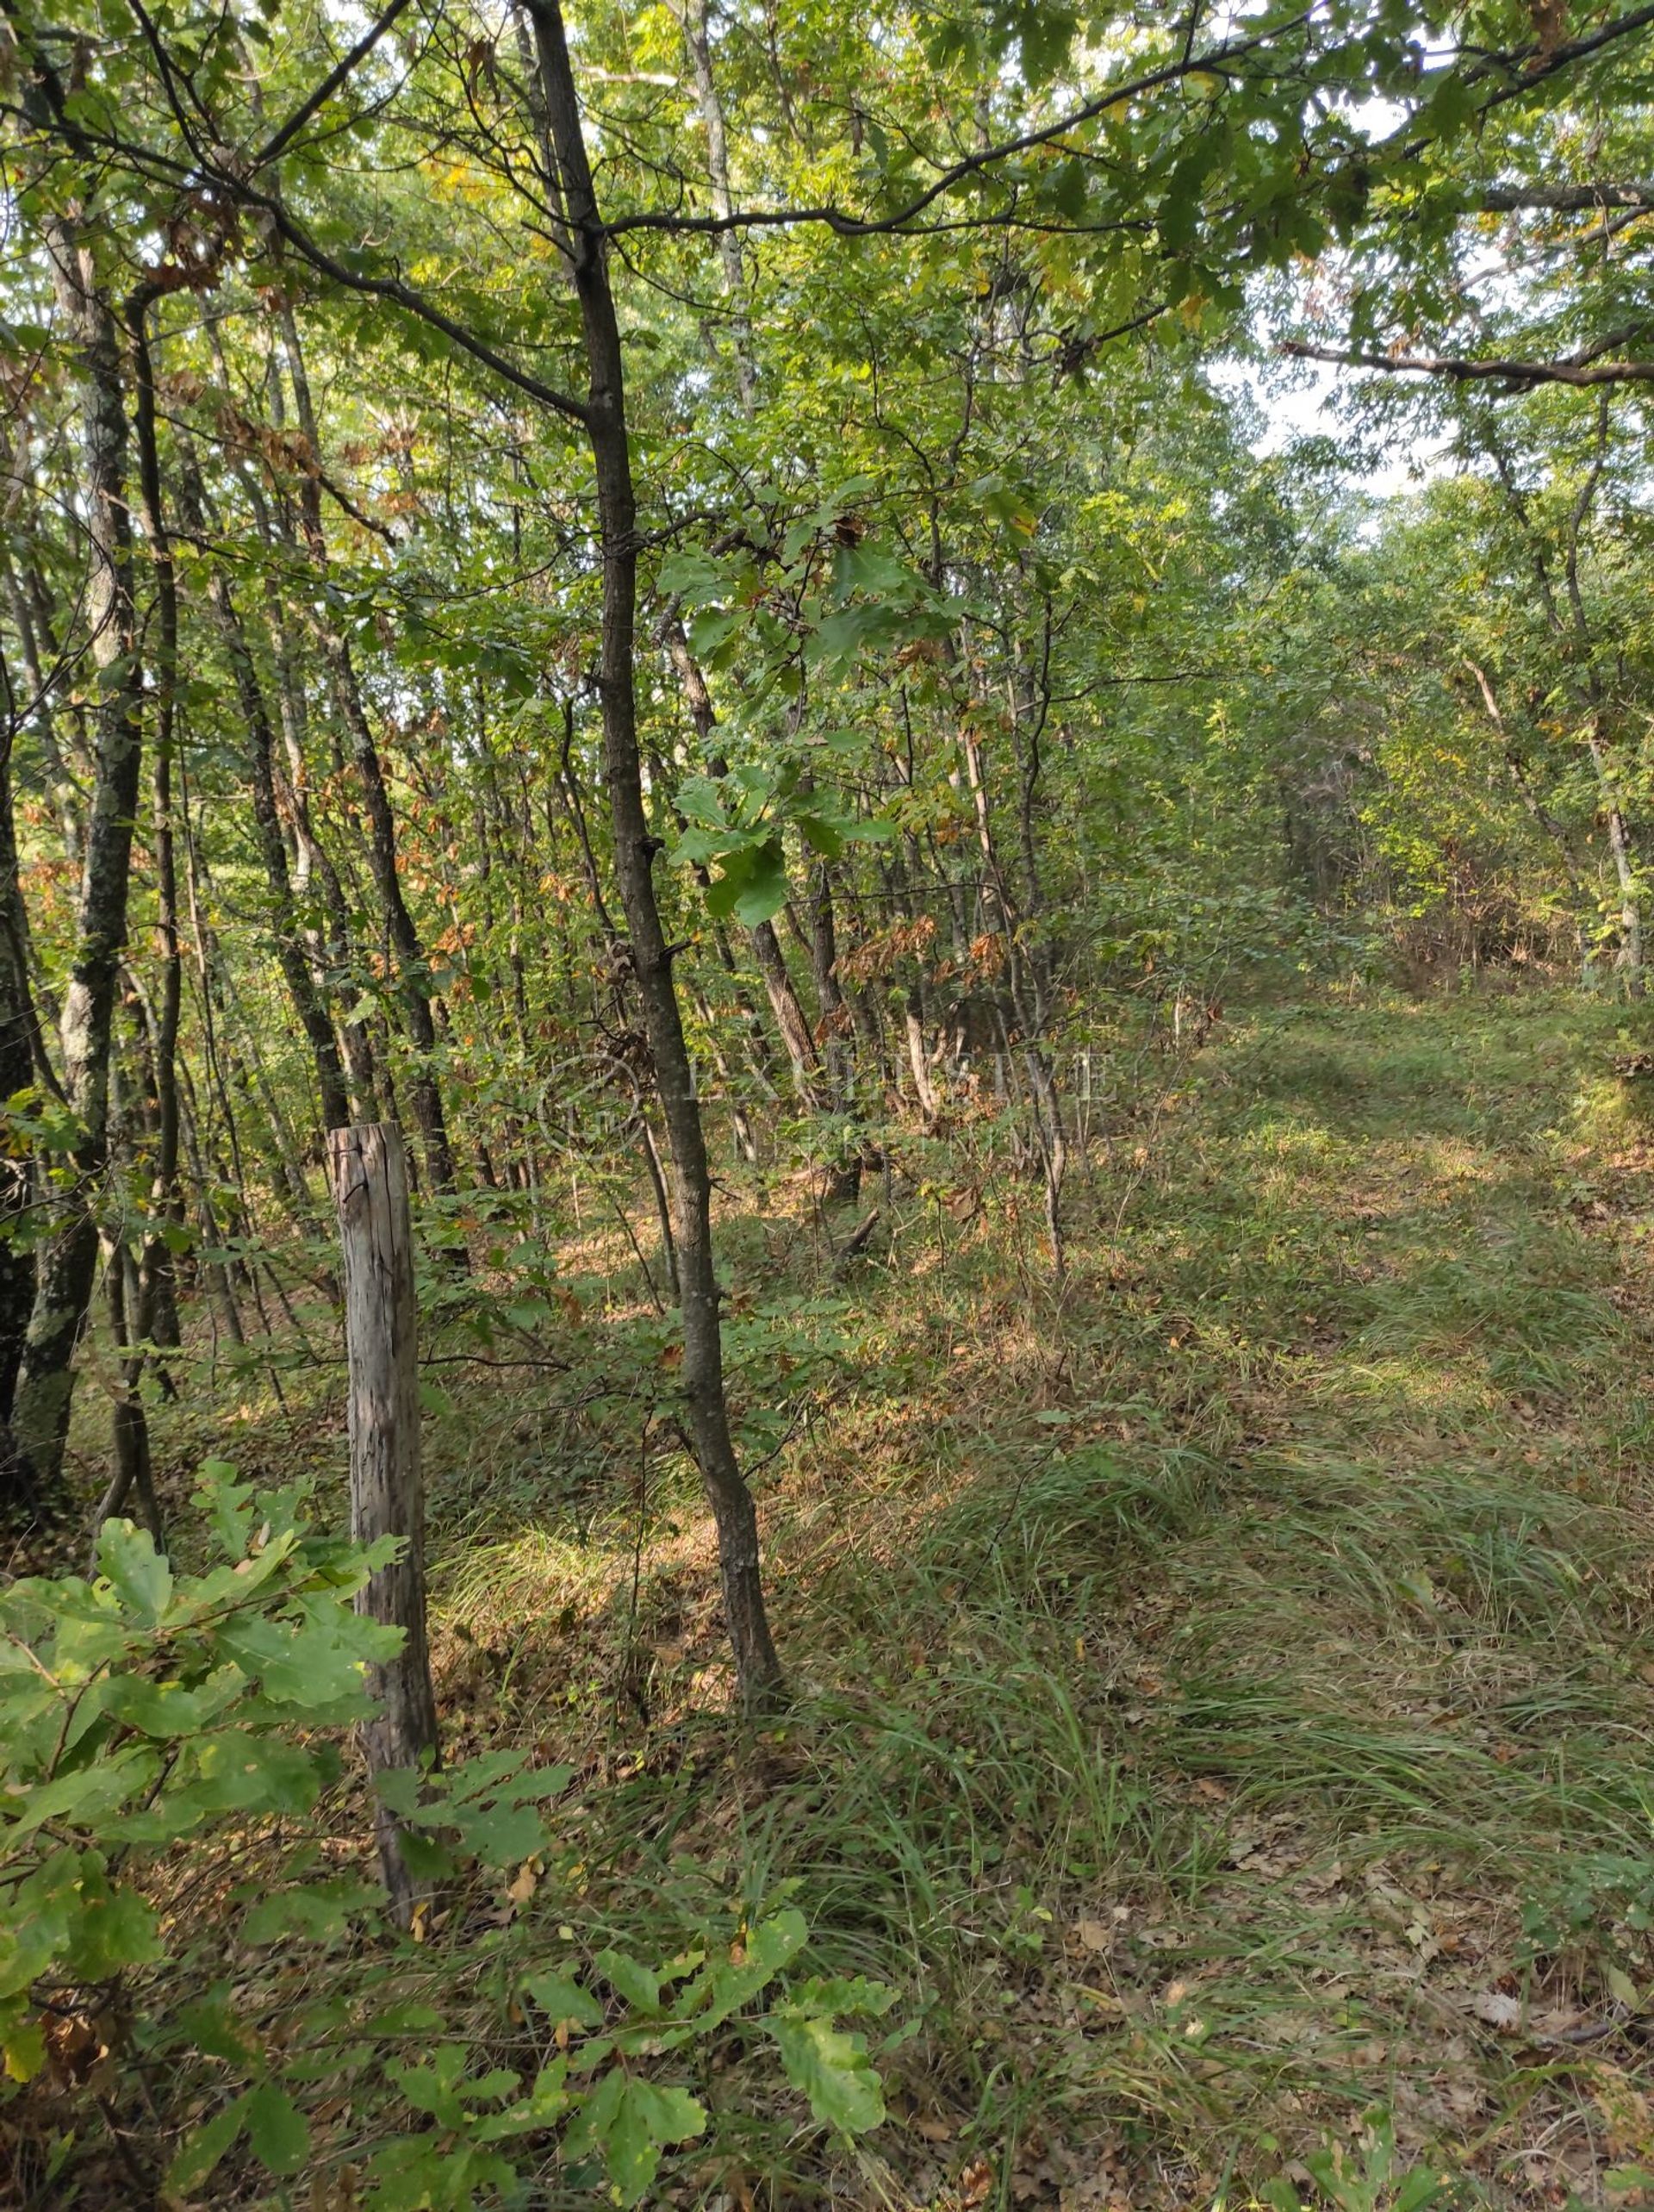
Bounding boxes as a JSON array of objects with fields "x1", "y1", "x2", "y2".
[{"x1": 411, "y1": 993, "x2": 1654, "y2": 2209}]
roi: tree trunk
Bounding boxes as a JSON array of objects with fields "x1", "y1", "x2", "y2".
[
  {"x1": 672, "y1": 0, "x2": 757, "y2": 412},
  {"x1": 524, "y1": 0, "x2": 781, "y2": 1709},
  {"x1": 10, "y1": 222, "x2": 146, "y2": 1499},
  {"x1": 128, "y1": 295, "x2": 185, "y2": 1366},
  {"x1": 329, "y1": 1122, "x2": 439, "y2": 1924},
  {"x1": 0, "y1": 714, "x2": 38, "y2": 1508},
  {"x1": 182, "y1": 462, "x2": 352, "y2": 1129},
  {"x1": 277, "y1": 306, "x2": 460, "y2": 1181},
  {"x1": 329, "y1": 635, "x2": 463, "y2": 1192}
]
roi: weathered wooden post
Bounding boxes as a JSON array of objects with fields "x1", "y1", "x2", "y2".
[{"x1": 329, "y1": 1122, "x2": 438, "y2": 1924}]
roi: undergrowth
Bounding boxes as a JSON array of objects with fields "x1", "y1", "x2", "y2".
[{"x1": 19, "y1": 988, "x2": 1654, "y2": 2209}]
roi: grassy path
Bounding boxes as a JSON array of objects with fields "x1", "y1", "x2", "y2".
[{"x1": 427, "y1": 993, "x2": 1654, "y2": 2210}]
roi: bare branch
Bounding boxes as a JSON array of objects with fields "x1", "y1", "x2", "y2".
[
  {"x1": 1280, "y1": 337, "x2": 1654, "y2": 389},
  {"x1": 1476, "y1": 181, "x2": 1654, "y2": 212},
  {"x1": 253, "y1": 0, "x2": 420, "y2": 171}
]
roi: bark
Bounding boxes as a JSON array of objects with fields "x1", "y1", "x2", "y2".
[
  {"x1": 329, "y1": 1122, "x2": 439, "y2": 1924},
  {"x1": 746, "y1": 913, "x2": 825, "y2": 1100},
  {"x1": 804, "y1": 851, "x2": 861, "y2": 1202},
  {"x1": 127, "y1": 296, "x2": 184, "y2": 1362},
  {"x1": 277, "y1": 307, "x2": 459, "y2": 1180},
  {"x1": 1461, "y1": 658, "x2": 1587, "y2": 897},
  {"x1": 0, "y1": 713, "x2": 36, "y2": 1496},
  {"x1": 176, "y1": 1066, "x2": 246, "y2": 1353},
  {"x1": 11, "y1": 223, "x2": 146, "y2": 1498},
  {"x1": 961, "y1": 719, "x2": 1066, "y2": 1270},
  {"x1": 94, "y1": 1232, "x2": 162, "y2": 1546},
  {"x1": 249, "y1": 328, "x2": 382, "y2": 1113},
  {"x1": 524, "y1": 0, "x2": 781, "y2": 1708},
  {"x1": 0, "y1": 539, "x2": 84, "y2": 869},
  {"x1": 180, "y1": 462, "x2": 352, "y2": 1129},
  {"x1": 637, "y1": 1113, "x2": 681, "y2": 1299},
  {"x1": 329, "y1": 633, "x2": 462, "y2": 1190}
]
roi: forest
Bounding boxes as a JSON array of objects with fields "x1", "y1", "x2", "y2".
[{"x1": 3, "y1": 0, "x2": 1654, "y2": 2203}]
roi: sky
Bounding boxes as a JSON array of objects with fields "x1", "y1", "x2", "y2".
[{"x1": 1213, "y1": 352, "x2": 1455, "y2": 501}]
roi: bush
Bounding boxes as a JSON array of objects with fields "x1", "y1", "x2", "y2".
[{"x1": 0, "y1": 1467, "x2": 891, "y2": 2205}]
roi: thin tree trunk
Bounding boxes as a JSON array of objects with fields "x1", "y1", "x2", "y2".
[
  {"x1": 637, "y1": 1113, "x2": 681, "y2": 1299},
  {"x1": 277, "y1": 307, "x2": 460, "y2": 1182},
  {"x1": 1489, "y1": 414, "x2": 1643, "y2": 989},
  {"x1": 1, "y1": 546, "x2": 82, "y2": 875},
  {"x1": 181, "y1": 461, "x2": 352, "y2": 1129},
  {"x1": 177, "y1": 1069, "x2": 246, "y2": 1352},
  {"x1": 252, "y1": 337, "x2": 382, "y2": 1115},
  {"x1": 1563, "y1": 418, "x2": 1643, "y2": 991},
  {"x1": 0, "y1": 709, "x2": 38, "y2": 1505},
  {"x1": 11, "y1": 222, "x2": 146, "y2": 1499},
  {"x1": 524, "y1": 0, "x2": 781, "y2": 1708},
  {"x1": 127, "y1": 295, "x2": 185, "y2": 1367},
  {"x1": 672, "y1": 0, "x2": 757, "y2": 412},
  {"x1": 331, "y1": 636, "x2": 463, "y2": 1191},
  {"x1": 96, "y1": 1234, "x2": 162, "y2": 1546}
]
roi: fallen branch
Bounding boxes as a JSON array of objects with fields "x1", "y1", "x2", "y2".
[{"x1": 832, "y1": 1208, "x2": 883, "y2": 1274}]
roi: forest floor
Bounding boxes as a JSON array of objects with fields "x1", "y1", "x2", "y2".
[{"x1": 154, "y1": 988, "x2": 1654, "y2": 2209}]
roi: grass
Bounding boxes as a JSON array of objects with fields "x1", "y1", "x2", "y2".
[{"x1": 123, "y1": 988, "x2": 1654, "y2": 2207}]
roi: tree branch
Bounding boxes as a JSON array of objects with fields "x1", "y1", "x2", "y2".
[
  {"x1": 1280, "y1": 337, "x2": 1654, "y2": 389},
  {"x1": 252, "y1": 0, "x2": 420, "y2": 171},
  {"x1": 1476, "y1": 180, "x2": 1654, "y2": 212}
]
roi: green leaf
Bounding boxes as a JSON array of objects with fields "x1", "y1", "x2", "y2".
[
  {"x1": 243, "y1": 1880, "x2": 374, "y2": 1947},
  {"x1": 687, "y1": 605, "x2": 741, "y2": 659},
  {"x1": 684, "y1": 1910, "x2": 809, "y2": 2028},
  {"x1": 244, "y1": 2082, "x2": 309, "y2": 2174},
  {"x1": 561, "y1": 2059, "x2": 624, "y2": 2165},
  {"x1": 656, "y1": 550, "x2": 724, "y2": 603},
  {"x1": 177, "y1": 1994, "x2": 262, "y2": 2066},
  {"x1": 450, "y1": 1799, "x2": 548, "y2": 1866},
  {"x1": 607, "y1": 2079, "x2": 706, "y2": 2203},
  {"x1": 1393, "y1": 2169, "x2": 1450, "y2": 2212},
  {"x1": 103, "y1": 1667, "x2": 242, "y2": 1739},
  {"x1": 96, "y1": 1520, "x2": 173, "y2": 1625},
  {"x1": 395, "y1": 2049, "x2": 469, "y2": 2128},
  {"x1": 194, "y1": 1461, "x2": 253, "y2": 1556},
  {"x1": 594, "y1": 1947, "x2": 660, "y2": 2013},
  {"x1": 475, "y1": 2059, "x2": 569, "y2": 2140},
  {"x1": 172, "y1": 1729, "x2": 325, "y2": 1818},
  {"x1": 791, "y1": 1972, "x2": 898, "y2": 2018},
  {"x1": 8, "y1": 1746, "x2": 160, "y2": 1841},
  {"x1": 795, "y1": 811, "x2": 843, "y2": 859},
  {"x1": 219, "y1": 1609, "x2": 392, "y2": 1710},
  {"x1": 66, "y1": 1871, "x2": 163, "y2": 1978},
  {"x1": 3, "y1": 2020, "x2": 47, "y2": 2083},
  {"x1": 165, "y1": 2098, "x2": 248, "y2": 2195},
  {"x1": 565, "y1": 2069, "x2": 705, "y2": 2208},
  {"x1": 1256, "y1": 2184, "x2": 1303, "y2": 2212},
  {"x1": 770, "y1": 2009, "x2": 886, "y2": 2135},
  {"x1": 731, "y1": 838, "x2": 788, "y2": 926},
  {"x1": 524, "y1": 1971, "x2": 604, "y2": 2033}
]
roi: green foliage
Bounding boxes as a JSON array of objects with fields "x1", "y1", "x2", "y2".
[
  {"x1": 1258, "y1": 2113, "x2": 1456, "y2": 2209},
  {"x1": 0, "y1": 1465, "x2": 395, "y2": 2084},
  {"x1": 0, "y1": 1468, "x2": 892, "y2": 2202}
]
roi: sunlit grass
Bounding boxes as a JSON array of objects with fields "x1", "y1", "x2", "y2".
[{"x1": 138, "y1": 988, "x2": 1654, "y2": 2207}]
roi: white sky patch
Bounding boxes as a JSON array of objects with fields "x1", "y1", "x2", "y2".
[{"x1": 1216, "y1": 356, "x2": 1453, "y2": 496}]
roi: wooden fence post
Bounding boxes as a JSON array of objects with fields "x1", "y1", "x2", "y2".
[{"x1": 328, "y1": 1122, "x2": 438, "y2": 1923}]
